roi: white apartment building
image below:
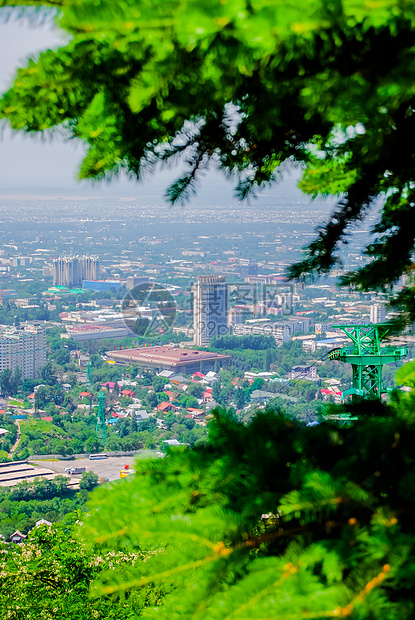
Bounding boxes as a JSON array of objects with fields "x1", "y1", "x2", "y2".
[
  {"x1": 233, "y1": 322, "x2": 290, "y2": 346},
  {"x1": 192, "y1": 276, "x2": 228, "y2": 346},
  {"x1": 0, "y1": 324, "x2": 47, "y2": 379},
  {"x1": 53, "y1": 256, "x2": 100, "y2": 287},
  {"x1": 233, "y1": 316, "x2": 313, "y2": 346},
  {"x1": 370, "y1": 303, "x2": 386, "y2": 324}
]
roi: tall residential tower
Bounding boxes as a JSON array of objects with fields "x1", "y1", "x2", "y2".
[
  {"x1": 192, "y1": 275, "x2": 228, "y2": 347},
  {"x1": 0, "y1": 324, "x2": 46, "y2": 379},
  {"x1": 370, "y1": 303, "x2": 386, "y2": 324},
  {"x1": 53, "y1": 256, "x2": 100, "y2": 287}
]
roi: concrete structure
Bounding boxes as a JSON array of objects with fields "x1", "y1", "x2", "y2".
[
  {"x1": 82, "y1": 280, "x2": 121, "y2": 292},
  {"x1": 126, "y1": 276, "x2": 150, "y2": 290},
  {"x1": 53, "y1": 256, "x2": 99, "y2": 287},
  {"x1": 0, "y1": 323, "x2": 46, "y2": 379},
  {"x1": 0, "y1": 289, "x2": 18, "y2": 304},
  {"x1": 61, "y1": 324, "x2": 129, "y2": 341},
  {"x1": 288, "y1": 365, "x2": 318, "y2": 381},
  {"x1": 10, "y1": 257, "x2": 32, "y2": 267},
  {"x1": 228, "y1": 307, "x2": 244, "y2": 328},
  {"x1": 192, "y1": 275, "x2": 228, "y2": 346},
  {"x1": 0, "y1": 460, "x2": 77, "y2": 488},
  {"x1": 106, "y1": 345, "x2": 230, "y2": 374},
  {"x1": 370, "y1": 303, "x2": 386, "y2": 324},
  {"x1": 234, "y1": 322, "x2": 290, "y2": 346}
]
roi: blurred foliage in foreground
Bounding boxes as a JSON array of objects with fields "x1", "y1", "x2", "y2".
[
  {"x1": 78, "y1": 397, "x2": 415, "y2": 619},
  {"x1": 3, "y1": 1, "x2": 415, "y2": 314}
]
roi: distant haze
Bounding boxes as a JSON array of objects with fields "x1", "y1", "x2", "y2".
[{"x1": 0, "y1": 14, "x2": 307, "y2": 205}]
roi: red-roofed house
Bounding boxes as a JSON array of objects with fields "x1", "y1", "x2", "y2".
[
  {"x1": 157, "y1": 402, "x2": 178, "y2": 413},
  {"x1": 165, "y1": 390, "x2": 178, "y2": 402},
  {"x1": 187, "y1": 407, "x2": 204, "y2": 417},
  {"x1": 102, "y1": 381, "x2": 116, "y2": 389},
  {"x1": 320, "y1": 388, "x2": 342, "y2": 404},
  {"x1": 41, "y1": 416, "x2": 53, "y2": 422},
  {"x1": 79, "y1": 391, "x2": 93, "y2": 398},
  {"x1": 120, "y1": 389, "x2": 135, "y2": 397},
  {"x1": 192, "y1": 372, "x2": 206, "y2": 379},
  {"x1": 202, "y1": 391, "x2": 214, "y2": 403}
]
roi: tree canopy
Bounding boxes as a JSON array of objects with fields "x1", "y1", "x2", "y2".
[
  {"x1": 2, "y1": 1, "x2": 415, "y2": 301},
  {"x1": 0, "y1": 517, "x2": 159, "y2": 619}
]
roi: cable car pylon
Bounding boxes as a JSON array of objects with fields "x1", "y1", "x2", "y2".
[{"x1": 328, "y1": 323, "x2": 407, "y2": 402}]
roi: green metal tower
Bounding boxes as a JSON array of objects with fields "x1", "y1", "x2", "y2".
[
  {"x1": 329, "y1": 323, "x2": 407, "y2": 400},
  {"x1": 96, "y1": 392, "x2": 107, "y2": 445},
  {"x1": 86, "y1": 361, "x2": 92, "y2": 387}
]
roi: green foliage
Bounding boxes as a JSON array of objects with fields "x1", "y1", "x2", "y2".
[
  {"x1": 186, "y1": 382, "x2": 204, "y2": 399},
  {"x1": 0, "y1": 517, "x2": 159, "y2": 619},
  {"x1": 0, "y1": 477, "x2": 92, "y2": 538},
  {"x1": 211, "y1": 335, "x2": 276, "y2": 351},
  {"x1": 79, "y1": 470, "x2": 99, "y2": 490},
  {"x1": 38, "y1": 360, "x2": 56, "y2": 387},
  {"x1": 152, "y1": 376, "x2": 169, "y2": 393},
  {"x1": 80, "y1": 403, "x2": 415, "y2": 618}
]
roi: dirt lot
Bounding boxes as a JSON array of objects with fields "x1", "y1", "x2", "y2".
[{"x1": 33, "y1": 450, "x2": 162, "y2": 481}]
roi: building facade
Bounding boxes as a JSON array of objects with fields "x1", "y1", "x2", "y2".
[
  {"x1": 370, "y1": 303, "x2": 386, "y2": 324},
  {"x1": 53, "y1": 256, "x2": 100, "y2": 287},
  {"x1": 126, "y1": 276, "x2": 150, "y2": 290},
  {"x1": 233, "y1": 317, "x2": 313, "y2": 346},
  {"x1": 0, "y1": 324, "x2": 47, "y2": 379},
  {"x1": 192, "y1": 275, "x2": 228, "y2": 346}
]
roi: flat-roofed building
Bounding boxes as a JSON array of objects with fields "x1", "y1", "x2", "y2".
[
  {"x1": 0, "y1": 460, "x2": 77, "y2": 488},
  {"x1": 61, "y1": 324, "x2": 129, "y2": 341},
  {"x1": 106, "y1": 345, "x2": 230, "y2": 374},
  {"x1": 126, "y1": 276, "x2": 150, "y2": 290},
  {"x1": 0, "y1": 323, "x2": 46, "y2": 379}
]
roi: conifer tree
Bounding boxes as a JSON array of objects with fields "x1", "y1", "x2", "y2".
[{"x1": 81, "y1": 404, "x2": 415, "y2": 619}]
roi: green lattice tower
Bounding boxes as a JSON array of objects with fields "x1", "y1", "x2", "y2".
[
  {"x1": 96, "y1": 392, "x2": 107, "y2": 445},
  {"x1": 86, "y1": 362, "x2": 92, "y2": 387},
  {"x1": 329, "y1": 323, "x2": 407, "y2": 400}
]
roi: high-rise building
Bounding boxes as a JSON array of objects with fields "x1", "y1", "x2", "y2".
[
  {"x1": 126, "y1": 276, "x2": 150, "y2": 290},
  {"x1": 228, "y1": 307, "x2": 244, "y2": 328},
  {"x1": 0, "y1": 324, "x2": 47, "y2": 379},
  {"x1": 192, "y1": 275, "x2": 228, "y2": 347},
  {"x1": 370, "y1": 303, "x2": 386, "y2": 324},
  {"x1": 10, "y1": 257, "x2": 32, "y2": 267},
  {"x1": 53, "y1": 256, "x2": 100, "y2": 287}
]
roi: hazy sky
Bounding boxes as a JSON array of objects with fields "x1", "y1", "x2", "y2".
[{"x1": 0, "y1": 12, "x2": 306, "y2": 202}]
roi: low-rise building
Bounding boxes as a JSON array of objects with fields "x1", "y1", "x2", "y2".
[
  {"x1": 288, "y1": 365, "x2": 318, "y2": 381},
  {"x1": 106, "y1": 346, "x2": 230, "y2": 374}
]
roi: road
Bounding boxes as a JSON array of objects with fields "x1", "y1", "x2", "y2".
[
  {"x1": 8, "y1": 420, "x2": 21, "y2": 458},
  {"x1": 34, "y1": 451, "x2": 162, "y2": 482}
]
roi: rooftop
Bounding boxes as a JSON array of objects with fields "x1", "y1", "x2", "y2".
[{"x1": 106, "y1": 346, "x2": 230, "y2": 367}]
